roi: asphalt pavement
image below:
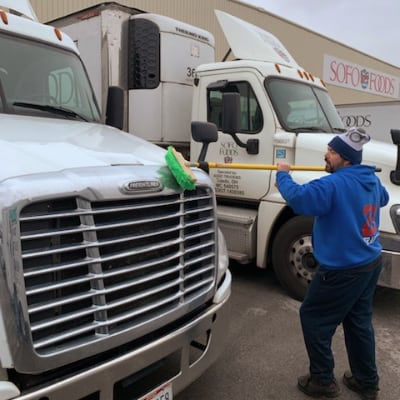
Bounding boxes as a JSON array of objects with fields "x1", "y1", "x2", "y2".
[{"x1": 177, "y1": 262, "x2": 400, "y2": 400}]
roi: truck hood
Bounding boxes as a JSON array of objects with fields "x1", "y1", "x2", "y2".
[
  {"x1": 0, "y1": 114, "x2": 166, "y2": 182},
  {"x1": 215, "y1": 10, "x2": 299, "y2": 67}
]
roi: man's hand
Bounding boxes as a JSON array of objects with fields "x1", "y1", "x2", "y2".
[{"x1": 277, "y1": 162, "x2": 291, "y2": 172}]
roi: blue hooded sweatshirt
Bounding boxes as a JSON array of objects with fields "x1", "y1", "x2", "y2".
[{"x1": 276, "y1": 165, "x2": 389, "y2": 269}]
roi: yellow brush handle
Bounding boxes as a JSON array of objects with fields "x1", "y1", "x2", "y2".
[{"x1": 188, "y1": 162, "x2": 325, "y2": 171}]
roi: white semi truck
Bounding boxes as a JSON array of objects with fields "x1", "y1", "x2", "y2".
[
  {"x1": 337, "y1": 101, "x2": 400, "y2": 144},
  {"x1": 52, "y1": 3, "x2": 400, "y2": 301},
  {"x1": 0, "y1": 1, "x2": 231, "y2": 399}
]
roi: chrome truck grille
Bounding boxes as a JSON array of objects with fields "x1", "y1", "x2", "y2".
[{"x1": 19, "y1": 187, "x2": 216, "y2": 355}]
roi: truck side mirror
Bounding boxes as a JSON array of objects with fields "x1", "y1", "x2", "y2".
[
  {"x1": 106, "y1": 86, "x2": 124, "y2": 130},
  {"x1": 390, "y1": 129, "x2": 400, "y2": 185},
  {"x1": 191, "y1": 121, "x2": 218, "y2": 162},
  {"x1": 221, "y1": 92, "x2": 259, "y2": 155},
  {"x1": 221, "y1": 92, "x2": 240, "y2": 135}
]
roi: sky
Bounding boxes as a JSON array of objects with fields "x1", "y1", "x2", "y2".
[{"x1": 242, "y1": 0, "x2": 400, "y2": 67}]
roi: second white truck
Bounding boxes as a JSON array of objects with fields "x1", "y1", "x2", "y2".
[{"x1": 52, "y1": 3, "x2": 400, "y2": 301}]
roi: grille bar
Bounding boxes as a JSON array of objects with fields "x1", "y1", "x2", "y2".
[
  {"x1": 18, "y1": 196, "x2": 202, "y2": 221},
  {"x1": 31, "y1": 274, "x2": 184, "y2": 332},
  {"x1": 22, "y1": 229, "x2": 183, "y2": 259},
  {"x1": 33, "y1": 289, "x2": 185, "y2": 350},
  {"x1": 20, "y1": 210, "x2": 182, "y2": 241}
]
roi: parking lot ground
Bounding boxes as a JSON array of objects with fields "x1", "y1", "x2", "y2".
[{"x1": 177, "y1": 262, "x2": 400, "y2": 400}]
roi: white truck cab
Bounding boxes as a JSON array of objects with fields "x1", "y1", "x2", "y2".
[
  {"x1": 191, "y1": 11, "x2": 400, "y2": 300},
  {"x1": 0, "y1": 1, "x2": 231, "y2": 399}
]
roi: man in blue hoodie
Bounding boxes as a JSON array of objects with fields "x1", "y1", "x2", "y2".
[{"x1": 276, "y1": 127, "x2": 389, "y2": 400}]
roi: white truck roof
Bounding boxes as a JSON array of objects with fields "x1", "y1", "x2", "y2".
[
  {"x1": 0, "y1": 1, "x2": 77, "y2": 53},
  {"x1": 0, "y1": 0, "x2": 37, "y2": 21}
]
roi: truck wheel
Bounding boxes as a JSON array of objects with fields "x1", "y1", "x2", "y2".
[{"x1": 271, "y1": 216, "x2": 318, "y2": 301}]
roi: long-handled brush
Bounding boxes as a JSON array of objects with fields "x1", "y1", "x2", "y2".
[{"x1": 165, "y1": 146, "x2": 326, "y2": 190}]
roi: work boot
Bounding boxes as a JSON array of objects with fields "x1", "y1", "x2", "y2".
[
  {"x1": 297, "y1": 374, "x2": 340, "y2": 398},
  {"x1": 343, "y1": 371, "x2": 379, "y2": 400}
]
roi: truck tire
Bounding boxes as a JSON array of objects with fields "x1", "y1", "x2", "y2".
[{"x1": 271, "y1": 216, "x2": 318, "y2": 301}]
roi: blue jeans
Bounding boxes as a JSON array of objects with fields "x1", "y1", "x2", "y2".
[{"x1": 299, "y1": 258, "x2": 382, "y2": 387}]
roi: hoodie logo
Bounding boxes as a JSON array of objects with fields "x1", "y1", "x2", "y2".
[
  {"x1": 120, "y1": 180, "x2": 162, "y2": 194},
  {"x1": 362, "y1": 203, "x2": 378, "y2": 244}
]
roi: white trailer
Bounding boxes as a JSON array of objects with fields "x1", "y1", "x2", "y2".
[
  {"x1": 337, "y1": 101, "x2": 400, "y2": 144},
  {"x1": 52, "y1": 3, "x2": 215, "y2": 158}
]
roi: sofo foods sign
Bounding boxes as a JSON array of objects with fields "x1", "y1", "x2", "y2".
[{"x1": 323, "y1": 55, "x2": 399, "y2": 98}]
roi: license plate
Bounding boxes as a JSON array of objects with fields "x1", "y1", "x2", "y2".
[{"x1": 138, "y1": 382, "x2": 173, "y2": 400}]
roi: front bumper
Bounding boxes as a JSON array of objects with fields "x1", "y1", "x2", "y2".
[{"x1": 3, "y1": 271, "x2": 231, "y2": 400}]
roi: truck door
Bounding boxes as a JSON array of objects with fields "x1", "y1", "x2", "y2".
[{"x1": 196, "y1": 75, "x2": 275, "y2": 202}]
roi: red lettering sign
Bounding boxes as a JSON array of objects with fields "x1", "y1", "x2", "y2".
[{"x1": 324, "y1": 55, "x2": 398, "y2": 98}]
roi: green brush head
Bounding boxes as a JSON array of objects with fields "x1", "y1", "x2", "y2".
[{"x1": 165, "y1": 146, "x2": 196, "y2": 190}]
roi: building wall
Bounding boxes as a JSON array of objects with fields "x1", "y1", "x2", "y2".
[{"x1": 30, "y1": 0, "x2": 400, "y2": 105}]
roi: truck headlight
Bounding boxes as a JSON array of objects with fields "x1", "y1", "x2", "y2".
[
  {"x1": 217, "y1": 228, "x2": 229, "y2": 283},
  {"x1": 390, "y1": 205, "x2": 400, "y2": 233}
]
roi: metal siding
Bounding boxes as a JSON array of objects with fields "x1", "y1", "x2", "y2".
[{"x1": 29, "y1": 0, "x2": 400, "y2": 105}]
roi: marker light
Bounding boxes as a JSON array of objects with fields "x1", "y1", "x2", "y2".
[
  {"x1": 0, "y1": 10, "x2": 8, "y2": 25},
  {"x1": 54, "y1": 27, "x2": 63, "y2": 41}
]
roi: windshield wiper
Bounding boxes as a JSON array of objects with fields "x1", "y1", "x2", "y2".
[
  {"x1": 13, "y1": 101, "x2": 89, "y2": 122},
  {"x1": 292, "y1": 126, "x2": 328, "y2": 133}
]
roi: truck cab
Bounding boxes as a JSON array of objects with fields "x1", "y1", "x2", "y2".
[
  {"x1": 0, "y1": 2, "x2": 231, "y2": 398},
  {"x1": 191, "y1": 10, "x2": 400, "y2": 300}
]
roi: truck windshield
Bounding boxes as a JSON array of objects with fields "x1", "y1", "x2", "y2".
[
  {"x1": 0, "y1": 32, "x2": 100, "y2": 122},
  {"x1": 265, "y1": 78, "x2": 344, "y2": 133}
]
